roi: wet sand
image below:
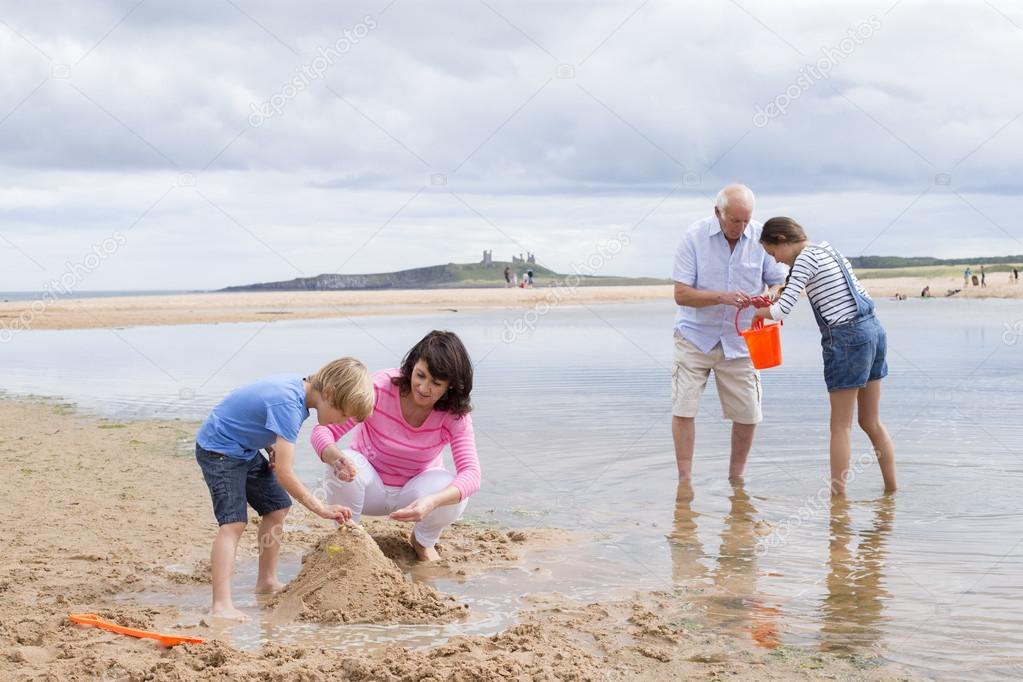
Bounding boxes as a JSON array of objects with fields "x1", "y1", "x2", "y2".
[
  {"x1": 1, "y1": 276, "x2": 1018, "y2": 332},
  {"x1": 0, "y1": 398, "x2": 915, "y2": 680}
]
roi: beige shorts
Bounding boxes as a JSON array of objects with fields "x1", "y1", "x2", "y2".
[{"x1": 672, "y1": 334, "x2": 762, "y2": 424}]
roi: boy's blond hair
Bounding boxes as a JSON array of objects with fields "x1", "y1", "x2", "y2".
[{"x1": 308, "y1": 357, "x2": 374, "y2": 421}]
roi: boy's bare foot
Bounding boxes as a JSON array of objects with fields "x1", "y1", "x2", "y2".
[
  {"x1": 209, "y1": 605, "x2": 249, "y2": 622},
  {"x1": 409, "y1": 532, "x2": 440, "y2": 562},
  {"x1": 254, "y1": 579, "x2": 286, "y2": 594}
]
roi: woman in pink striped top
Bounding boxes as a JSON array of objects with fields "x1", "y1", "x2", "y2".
[{"x1": 311, "y1": 331, "x2": 481, "y2": 561}]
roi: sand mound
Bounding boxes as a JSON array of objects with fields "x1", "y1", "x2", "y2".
[
  {"x1": 362, "y1": 518, "x2": 573, "y2": 570},
  {"x1": 272, "y1": 524, "x2": 468, "y2": 625}
]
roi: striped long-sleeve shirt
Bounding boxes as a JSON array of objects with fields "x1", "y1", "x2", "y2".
[
  {"x1": 310, "y1": 368, "x2": 481, "y2": 500},
  {"x1": 768, "y1": 242, "x2": 870, "y2": 326}
]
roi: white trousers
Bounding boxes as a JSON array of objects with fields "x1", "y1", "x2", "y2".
[{"x1": 323, "y1": 449, "x2": 467, "y2": 548}]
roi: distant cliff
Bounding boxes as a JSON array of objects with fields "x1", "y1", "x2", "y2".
[
  {"x1": 850, "y1": 254, "x2": 1023, "y2": 268},
  {"x1": 221, "y1": 264, "x2": 465, "y2": 292},
  {"x1": 219, "y1": 261, "x2": 667, "y2": 292}
]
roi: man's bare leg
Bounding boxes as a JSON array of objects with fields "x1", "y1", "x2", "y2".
[
  {"x1": 672, "y1": 415, "x2": 696, "y2": 480},
  {"x1": 728, "y1": 422, "x2": 756, "y2": 482}
]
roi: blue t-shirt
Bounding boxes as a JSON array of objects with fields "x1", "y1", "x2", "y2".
[{"x1": 196, "y1": 375, "x2": 309, "y2": 460}]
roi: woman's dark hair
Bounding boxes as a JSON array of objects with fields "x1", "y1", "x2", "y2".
[
  {"x1": 392, "y1": 330, "x2": 473, "y2": 416},
  {"x1": 760, "y1": 216, "x2": 808, "y2": 294}
]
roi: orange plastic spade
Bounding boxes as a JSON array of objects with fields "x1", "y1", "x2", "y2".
[{"x1": 68, "y1": 614, "x2": 205, "y2": 647}]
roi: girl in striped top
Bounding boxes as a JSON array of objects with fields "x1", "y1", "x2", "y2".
[
  {"x1": 312, "y1": 330, "x2": 481, "y2": 561},
  {"x1": 753, "y1": 217, "x2": 896, "y2": 495}
]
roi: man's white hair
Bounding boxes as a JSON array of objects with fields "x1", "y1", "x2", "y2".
[{"x1": 715, "y1": 184, "x2": 755, "y2": 213}]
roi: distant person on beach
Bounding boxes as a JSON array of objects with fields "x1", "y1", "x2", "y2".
[
  {"x1": 504, "y1": 265, "x2": 512, "y2": 288},
  {"x1": 195, "y1": 358, "x2": 374, "y2": 621},
  {"x1": 671, "y1": 184, "x2": 788, "y2": 482},
  {"x1": 980, "y1": 265, "x2": 987, "y2": 287},
  {"x1": 921, "y1": 286, "x2": 930, "y2": 298},
  {"x1": 755, "y1": 217, "x2": 896, "y2": 496},
  {"x1": 964, "y1": 267, "x2": 971, "y2": 286},
  {"x1": 312, "y1": 331, "x2": 481, "y2": 562},
  {"x1": 1014, "y1": 267, "x2": 1019, "y2": 282},
  {"x1": 524, "y1": 269, "x2": 534, "y2": 287}
]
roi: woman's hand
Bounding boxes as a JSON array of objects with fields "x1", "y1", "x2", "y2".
[
  {"x1": 390, "y1": 497, "x2": 437, "y2": 523},
  {"x1": 321, "y1": 445, "x2": 357, "y2": 482},
  {"x1": 331, "y1": 453, "x2": 357, "y2": 482},
  {"x1": 753, "y1": 306, "x2": 772, "y2": 320}
]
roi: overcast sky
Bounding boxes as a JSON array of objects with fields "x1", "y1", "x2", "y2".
[{"x1": 1, "y1": 0, "x2": 1022, "y2": 291}]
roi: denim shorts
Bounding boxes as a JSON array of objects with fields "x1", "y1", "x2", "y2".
[
  {"x1": 821, "y1": 316, "x2": 888, "y2": 392},
  {"x1": 195, "y1": 443, "x2": 292, "y2": 525}
]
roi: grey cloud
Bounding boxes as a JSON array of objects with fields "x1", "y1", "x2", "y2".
[{"x1": 4, "y1": 1, "x2": 1021, "y2": 192}]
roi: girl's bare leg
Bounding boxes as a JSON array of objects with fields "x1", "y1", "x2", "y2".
[
  {"x1": 828, "y1": 388, "x2": 859, "y2": 495},
  {"x1": 857, "y1": 380, "x2": 897, "y2": 492}
]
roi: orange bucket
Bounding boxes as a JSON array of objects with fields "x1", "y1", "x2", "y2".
[{"x1": 736, "y1": 310, "x2": 783, "y2": 369}]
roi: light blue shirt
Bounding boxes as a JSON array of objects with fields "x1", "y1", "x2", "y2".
[
  {"x1": 196, "y1": 375, "x2": 309, "y2": 460},
  {"x1": 672, "y1": 216, "x2": 789, "y2": 359}
]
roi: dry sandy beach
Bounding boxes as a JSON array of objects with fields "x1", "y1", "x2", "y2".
[
  {"x1": 0, "y1": 286, "x2": 670, "y2": 331},
  {"x1": 0, "y1": 398, "x2": 915, "y2": 680},
  {"x1": 858, "y1": 272, "x2": 1022, "y2": 300},
  {"x1": 1, "y1": 276, "x2": 1018, "y2": 332}
]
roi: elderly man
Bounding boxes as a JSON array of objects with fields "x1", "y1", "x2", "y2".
[{"x1": 672, "y1": 184, "x2": 788, "y2": 481}]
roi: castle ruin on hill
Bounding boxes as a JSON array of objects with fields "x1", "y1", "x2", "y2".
[{"x1": 480, "y1": 250, "x2": 535, "y2": 267}]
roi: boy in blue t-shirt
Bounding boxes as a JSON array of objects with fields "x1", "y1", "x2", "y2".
[{"x1": 195, "y1": 357, "x2": 374, "y2": 621}]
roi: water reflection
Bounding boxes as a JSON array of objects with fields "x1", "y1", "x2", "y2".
[
  {"x1": 820, "y1": 495, "x2": 894, "y2": 654},
  {"x1": 669, "y1": 482, "x2": 781, "y2": 648},
  {"x1": 669, "y1": 483, "x2": 705, "y2": 585}
]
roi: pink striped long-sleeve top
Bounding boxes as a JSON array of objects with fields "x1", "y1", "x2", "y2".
[{"x1": 310, "y1": 368, "x2": 481, "y2": 500}]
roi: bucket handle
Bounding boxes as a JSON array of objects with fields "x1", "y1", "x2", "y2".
[{"x1": 735, "y1": 296, "x2": 779, "y2": 336}]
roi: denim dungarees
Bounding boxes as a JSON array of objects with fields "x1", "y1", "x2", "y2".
[{"x1": 812, "y1": 244, "x2": 889, "y2": 392}]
